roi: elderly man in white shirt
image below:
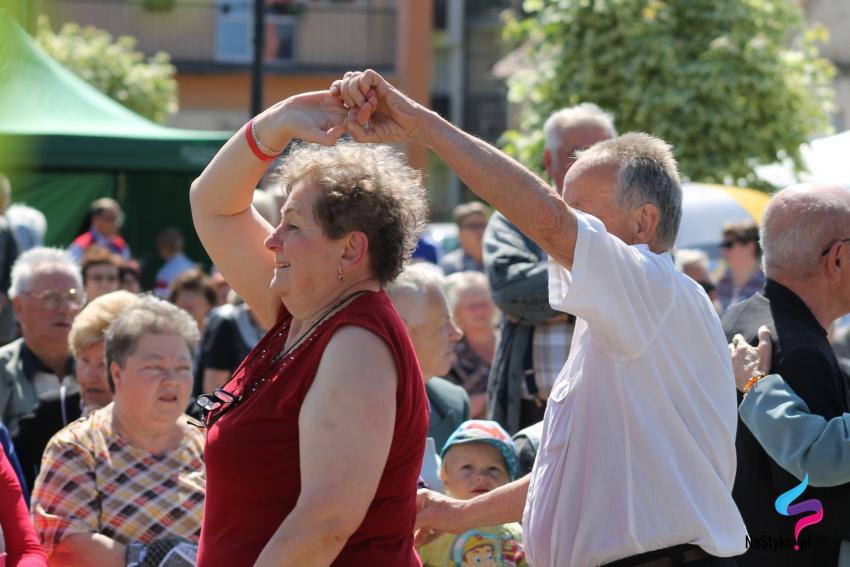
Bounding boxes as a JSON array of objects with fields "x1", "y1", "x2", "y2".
[{"x1": 329, "y1": 70, "x2": 747, "y2": 567}]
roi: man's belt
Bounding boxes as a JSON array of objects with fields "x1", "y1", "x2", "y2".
[{"x1": 604, "y1": 544, "x2": 710, "y2": 567}]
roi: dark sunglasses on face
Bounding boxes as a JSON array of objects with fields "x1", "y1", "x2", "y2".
[
  {"x1": 699, "y1": 281, "x2": 716, "y2": 294},
  {"x1": 721, "y1": 237, "x2": 758, "y2": 250},
  {"x1": 460, "y1": 222, "x2": 487, "y2": 231}
]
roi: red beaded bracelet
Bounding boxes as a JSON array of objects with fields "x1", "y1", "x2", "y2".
[{"x1": 244, "y1": 119, "x2": 282, "y2": 162}]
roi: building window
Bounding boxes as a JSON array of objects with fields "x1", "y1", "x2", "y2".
[{"x1": 216, "y1": 1, "x2": 297, "y2": 64}]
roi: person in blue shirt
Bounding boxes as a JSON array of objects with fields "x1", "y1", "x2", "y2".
[{"x1": 731, "y1": 328, "x2": 850, "y2": 566}]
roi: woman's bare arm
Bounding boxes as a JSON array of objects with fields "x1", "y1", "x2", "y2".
[
  {"x1": 49, "y1": 533, "x2": 124, "y2": 567},
  {"x1": 252, "y1": 326, "x2": 398, "y2": 567}
]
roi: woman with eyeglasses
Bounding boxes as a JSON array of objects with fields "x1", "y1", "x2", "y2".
[
  {"x1": 189, "y1": 91, "x2": 429, "y2": 567},
  {"x1": 31, "y1": 295, "x2": 205, "y2": 567},
  {"x1": 80, "y1": 247, "x2": 122, "y2": 303}
]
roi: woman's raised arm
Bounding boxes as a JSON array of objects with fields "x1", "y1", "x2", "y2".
[{"x1": 189, "y1": 92, "x2": 349, "y2": 327}]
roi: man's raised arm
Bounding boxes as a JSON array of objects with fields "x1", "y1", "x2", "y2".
[{"x1": 333, "y1": 70, "x2": 579, "y2": 269}]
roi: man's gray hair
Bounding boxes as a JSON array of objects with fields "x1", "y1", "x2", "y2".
[
  {"x1": 104, "y1": 294, "x2": 200, "y2": 389},
  {"x1": 9, "y1": 247, "x2": 83, "y2": 300},
  {"x1": 386, "y1": 262, "x2": 446, "y2": 327},
  {"x1": 761, "y1": 186, "x2": 850, "y2": 277},
  {"x1": 577, "y1": 133, "x2": 682, "y2": 250},
  {"x1": 544, "y1": 103, "x2": 617, "y2": 152}
]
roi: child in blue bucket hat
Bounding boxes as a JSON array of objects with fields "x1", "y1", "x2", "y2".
[{"x1": 417, "y1": 420, "x2": 528, "y2": 566}]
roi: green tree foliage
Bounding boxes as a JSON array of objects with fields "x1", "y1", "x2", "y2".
[
  {"x1": 35, "y1": 16, "x2": 178, "y2": 124},
  {"x1": 501, "y1": 0, "x2": 835, "y2": 186}
]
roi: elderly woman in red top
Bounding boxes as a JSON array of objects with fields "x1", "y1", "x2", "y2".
[{"x1": 189, "y1": 91, "x2": 429, "y2": 567}]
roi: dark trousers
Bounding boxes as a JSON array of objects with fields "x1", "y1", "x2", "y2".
[{"x1": 605, "y1": 544, "x2": 738, "y2": 567}]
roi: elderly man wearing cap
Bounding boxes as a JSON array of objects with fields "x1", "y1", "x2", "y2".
[{"x1": 418, "y1": 420, "x2": 528, "y2": 567}]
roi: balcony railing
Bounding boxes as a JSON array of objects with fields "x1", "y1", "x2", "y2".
[{"x1": 31, "y1": 0, "x2": 397, "y2": 72}]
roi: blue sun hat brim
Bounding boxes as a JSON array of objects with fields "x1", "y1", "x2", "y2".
[{"x1": 440, "y1": 420, "x2": 519, "y2": 481}]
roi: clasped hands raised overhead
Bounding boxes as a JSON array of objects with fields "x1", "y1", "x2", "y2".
[{"x1": 262, "y1": 69, "x2": 431, "y2": 148}]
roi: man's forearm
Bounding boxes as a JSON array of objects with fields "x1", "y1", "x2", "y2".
[
  {"x1": 418, "y1": 114, "x2": 577, "y2": 268},
  {"x1": 460, "y1": 474, "x2": 530, "y2": 528}
]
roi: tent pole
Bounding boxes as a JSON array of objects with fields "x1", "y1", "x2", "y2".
[{"x1": 251, "y1": 0, "x2": 265, "y2": 116}]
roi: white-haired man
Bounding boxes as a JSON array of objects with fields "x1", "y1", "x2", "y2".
[
  {"x1": 329, "y1": 70, "x2": 746, "y2": 566},
  {"x1": 485, "y1": 104, "x2": 616, "y2": 434},
  {"x1": 1, "y1": 247, "x2": 83, "y2": 490},
  {"x1": 722, "y1": 183, "x2": 850, "y2": 567},
  {"x1": 387, "y1": 263, "x2": 467, "y2": 452}
]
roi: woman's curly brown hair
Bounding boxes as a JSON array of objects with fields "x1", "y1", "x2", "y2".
[{"x1": 276, "y1": 141, "x2": 429, "y2": 285}]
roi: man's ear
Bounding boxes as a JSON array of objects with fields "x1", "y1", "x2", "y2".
[
  {"x1": 110, "y1": 361, "x2": 123, "y2": 392},
  {"x1": 635, "y1": 203, "x2": 661, "y2": 247},
  {"x1": 826, "y1": 242, "x2": 845, "y2": 282},
  {"x1": 11, "y1": 296, "x2": 22, "y2": 319}
]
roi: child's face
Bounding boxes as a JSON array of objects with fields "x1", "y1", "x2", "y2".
[{"x1": 440, "y1": 442, "x2": 510, "y2": 500}]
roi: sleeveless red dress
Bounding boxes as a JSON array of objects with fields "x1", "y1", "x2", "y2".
[{"x1": 196, "y1": 291, "x2": 428, "y2": 567}]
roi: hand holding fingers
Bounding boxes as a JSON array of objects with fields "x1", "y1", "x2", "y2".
[
  {"x1": 340, "y1": 72, "x2": 368, "y2": 109},
  {"x1": 354, "y1": 98, "x2": 375, "y2": 126},
  {"x1": 275, "y1": 90, "x2": 348, "y2": 146},
  {"x1": 315, "y1": 121, "x2": 347, "y2": 146},
  {"x1": 356, "y1": 70, "x2": 382, "y2": 99},
  {"x1": 346, "y1": 119, "x2": 379, "y2": 143}
]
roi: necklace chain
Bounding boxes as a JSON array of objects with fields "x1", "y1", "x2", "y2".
[{"x1": 241, "y1": 290, "x2": 370, "y2": 398}]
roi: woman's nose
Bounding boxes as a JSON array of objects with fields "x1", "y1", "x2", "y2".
[
  {"x1": 78, "y1": 368, "x2": 95, "y2": 385},
  {"x1": 264, "y1": 234, "x2": 278, "y2": 252},
  {"x1": 264, "y1": 226, "x2": 284, "y2": 251}
]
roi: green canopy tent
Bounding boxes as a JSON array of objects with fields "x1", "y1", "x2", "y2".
[{"x1": 0, "y1": 10, "x2": 230, "y2": 281}]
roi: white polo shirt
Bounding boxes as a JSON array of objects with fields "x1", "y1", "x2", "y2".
[{"x1": 522, "y1": 212, "x2": 747, "y2": 567}]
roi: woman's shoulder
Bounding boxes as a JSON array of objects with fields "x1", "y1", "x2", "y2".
[
  {"x1": 337, "y1": 290, "x2": 402, "y2": 328},
  {"x1": 178, "y1": 418, "x2": 207, "y2": 454},
  {"x1": 43, "y1": 405, "x2": 113, "y2": 462}
]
